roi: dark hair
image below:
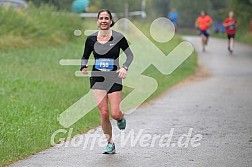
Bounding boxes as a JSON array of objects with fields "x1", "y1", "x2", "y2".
[{"x1": 97, "y1": 9, "x2": 115, "y2": 27}]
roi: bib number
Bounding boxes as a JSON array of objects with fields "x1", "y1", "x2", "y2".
[
  {"x1": 95, "y1": 58, "x2": 114, "y2": 71},
  {"x1": 229, "y1": 25, "x2": 235, "y2": 30}
]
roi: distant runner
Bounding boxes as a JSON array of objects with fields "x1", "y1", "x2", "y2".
[
  {"x1": 223, "y1": 11, "x2": 237, "y2": 54},
  {"x1": 195, "y1": 11, "x2": 213, "y2": 52},
  {"x1": 168, "y1": 8, "x2": 179, "y2": 31}
]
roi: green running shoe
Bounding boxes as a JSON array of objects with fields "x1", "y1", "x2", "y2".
[
  {"x1": 117, "y1": 117, "x2": 126, "y2": 130},
  {"x1": 102, "y1": 142, "x2": 116, "y2": 154}
]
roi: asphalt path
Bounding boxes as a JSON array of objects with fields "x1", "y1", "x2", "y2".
[{"x1": 9, "y1": 37, "x2": 252, "y2": 167}]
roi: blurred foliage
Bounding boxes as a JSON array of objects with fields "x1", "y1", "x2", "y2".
[
  {"x1": 1, "y1": 0, "x2": 250, "y2": 50},
  {"x1": 28, "y1": 0, "x2": 73, "y2": 10},
  {"x1": 0, "y1": 3, "x2": 84, "y2": 50},
  {"x1": 228, "y1": 0, "x2": 252, "y2": 30},
  {"x1": 29, "y1": 0, "x2": 250, "y2": 30},
  {"x1": 27, "y1": 0, "x2": 251, "y2": 27},
  {"x1": 170, "y1": 0, "x2": 212, "y2": 27}
]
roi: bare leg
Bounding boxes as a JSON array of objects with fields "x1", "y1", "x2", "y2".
[
  {"x1": 228, "y1": 38, "x2": 230, "y2": 50},
  {"x1": 230, "y1": 38, "x2": 234, "y2": 51},
  {"x1": 108, "y1": 91, "x2": 124, "y2": 121},
  {"x1": 201, "y1": 34, "x2": 206, "y2": 52},
  {"x1": 92, "y1": 89, "x2": 113, "y2": 143}
]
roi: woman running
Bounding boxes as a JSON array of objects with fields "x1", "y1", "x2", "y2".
[{"x1": 80, "y1": 9, "x2": 133, "y2": 154}]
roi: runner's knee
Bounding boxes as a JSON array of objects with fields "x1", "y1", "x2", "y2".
[
  {"x1": 111, "y1": 110, "x2": 122, "y2": 120},
  {"x1": 99, "y1": 108, "x2": 109, "y2": 120}
]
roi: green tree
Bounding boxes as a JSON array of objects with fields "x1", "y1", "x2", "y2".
[
  {"x1": 28, "y1": 0, "x2": 74, "y2": 10},
  {"x1": 209, "y1": 0, "x2": 228, "y2": 22},
  {"x1": 169, "y1": 0, "x2": 212, "y2": 27},
  {"x1": 88, "y1": 0, "x2": 144, "y2": 18},
  {"x1": 228, "y1": 0, "x2": 252, "y2": 30}
]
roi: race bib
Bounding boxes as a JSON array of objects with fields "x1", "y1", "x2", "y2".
[
  {"x1": 229, "y1": 25, "x2": 235, "y2": 30},
  {"x1": 95, "y1": 58, "x2": 114, "y2": 71}
]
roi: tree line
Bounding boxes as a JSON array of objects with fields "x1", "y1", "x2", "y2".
[{"x1": 28, "y1": 0, "x2": 252, "y2": 30}]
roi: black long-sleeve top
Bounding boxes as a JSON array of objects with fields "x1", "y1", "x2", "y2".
[{"x1": 80, "y1": 30, "x2": 133, "y2": 72}]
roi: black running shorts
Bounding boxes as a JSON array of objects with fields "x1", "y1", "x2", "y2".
[
  {"x1": 227, "y1": 34, "x2": 235, "y2": 40},
  {"x1": 90, "y1": 71, "x2": 122, "y2": 94}
]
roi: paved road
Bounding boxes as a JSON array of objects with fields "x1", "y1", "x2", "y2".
[{"x1": 10, "y1": 37, "x2": 252, "y2": 167}]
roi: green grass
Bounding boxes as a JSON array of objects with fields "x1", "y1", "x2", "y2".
[
  {"x1": 212, "y1": 30, "x2": 252, "y2": 46},
  {"x1": 222, "y1": 31, "x2": 252, "y2": 46},
  {"x1": 0, "y1": 19, "x2": 197, "y2": 166},
  {"x1": 0, "y1": 3, "x2": 84, "y2": 51},
  {"x1": 0, "y1": 40, "x2": 92, "y2": 165}
]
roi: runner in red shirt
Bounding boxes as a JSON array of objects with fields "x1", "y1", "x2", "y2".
[
  {"x1": 195, "y1": 11, "x2": 213, "y2": 52},
  {"x1": 223, "y1": 11, "x2": 237, "y2": 54}
]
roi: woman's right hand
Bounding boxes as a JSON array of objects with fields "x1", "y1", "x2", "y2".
[{"x1": 82, "y1": 67, "x2": 88, "y2": 75}]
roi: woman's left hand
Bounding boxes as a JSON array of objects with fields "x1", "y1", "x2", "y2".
[{"x1": 117, "y1": 68, "x2": 127, "y2": 79}]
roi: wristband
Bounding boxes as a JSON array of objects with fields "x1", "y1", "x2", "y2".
[
  {"x1": 81, "y1": 65, "x2": 88, "y2": 71},
  {"x1": 122, "y1": 65, "x2": 128, "y2": 71}
]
